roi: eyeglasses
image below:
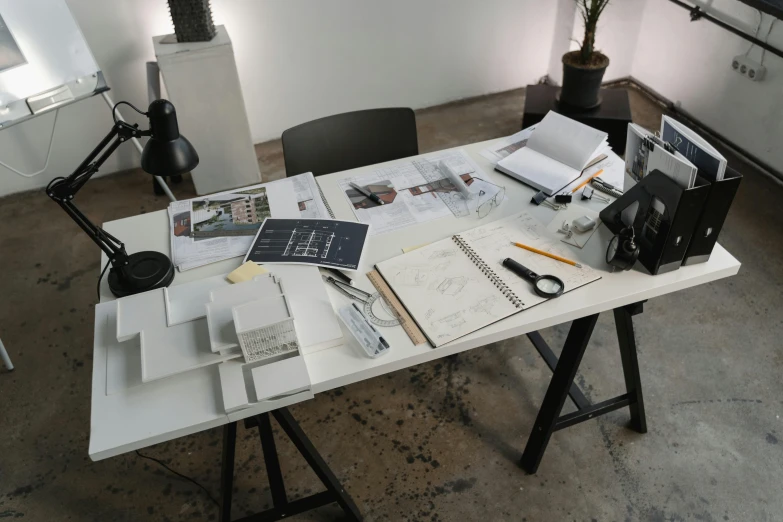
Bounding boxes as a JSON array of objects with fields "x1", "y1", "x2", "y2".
[{"x1": 472, "y1": 177, "x2": 506, "y2": 219}]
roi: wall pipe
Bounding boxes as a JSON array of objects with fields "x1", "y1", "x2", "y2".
[{"x1": 668, "y1": 0, "x2": 783, "y2": 60}]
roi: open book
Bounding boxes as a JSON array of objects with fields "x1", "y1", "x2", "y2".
[
  {"x1": 496, "y1": 112, "x2": 608, "y2": 195},
  {"x1": 375, "y1": 212, "x2": 601, "y2": 347}
]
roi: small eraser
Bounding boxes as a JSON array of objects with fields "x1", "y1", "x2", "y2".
[
  {"x1": 572, "y1": 216, "x2": 597, "y2": 232},
  {"x1": 531, "y1": 191, "x2": 547, "y2": 205},
  {"x1": 227, "y1": 261, "x2": 269, "y2": 284},
  {"x1": 555, "y1": 194, "x2": 572, "y2": 204}
]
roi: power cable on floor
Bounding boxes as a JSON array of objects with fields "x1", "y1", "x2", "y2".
[{"x1": 135, "y1": 450, "x2": 220, "y2": 508}]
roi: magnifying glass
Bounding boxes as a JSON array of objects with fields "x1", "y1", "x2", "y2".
[{"x1": 502, "y1": 258, "x2": 565, "y2": 298}]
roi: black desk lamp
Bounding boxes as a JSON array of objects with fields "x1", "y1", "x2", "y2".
[{"x1": 47, "y1": 99, "x2": 199, "y2": 297}]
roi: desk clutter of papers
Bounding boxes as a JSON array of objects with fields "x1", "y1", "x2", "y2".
[
  {"x1": 168, "y1": 173, "x2": 331, "y2": 271},
  {"x1": 338, "y1": 148, "x2": 501, "y2": 235}
]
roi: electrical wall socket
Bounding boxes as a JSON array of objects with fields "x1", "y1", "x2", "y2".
[{"x1": 731, "y1": 55, "x2": 766, "y2": 81}]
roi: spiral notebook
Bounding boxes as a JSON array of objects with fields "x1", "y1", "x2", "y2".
[{"x1": 375, "y1": 211, "x2": 601, "y2": 347}]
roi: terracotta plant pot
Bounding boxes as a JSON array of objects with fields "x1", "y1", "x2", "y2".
[{"x1": 559, "y1": 50, "x2": 609, "y2": 110}]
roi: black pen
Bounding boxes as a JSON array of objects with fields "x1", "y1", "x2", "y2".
[
  {"x1": 349, "y1": 182, "x2": 384, "y2": 206},
  {"x1": 324, "y1": 267, "x2": 352, "y2": 285}
]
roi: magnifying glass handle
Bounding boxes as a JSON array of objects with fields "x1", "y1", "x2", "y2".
[{"x1": 502, "y1": 258, "x2": 538, "y2": 282}]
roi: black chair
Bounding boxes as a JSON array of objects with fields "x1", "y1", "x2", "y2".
[{"x1": 281, "y1": 108, "x2": 418, "y2": 177}]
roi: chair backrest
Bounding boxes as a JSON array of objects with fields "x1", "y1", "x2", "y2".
[{"x1": 282, "y1": 108, "x2": 418, "y2": 177}]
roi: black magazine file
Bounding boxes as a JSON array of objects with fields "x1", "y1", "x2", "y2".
[
  {"x1": 599, "y1": 170, "x2": 710, "y2": 275},
  {"x1": 682, "y1": 168, "x2": 742, "y2": 265}
]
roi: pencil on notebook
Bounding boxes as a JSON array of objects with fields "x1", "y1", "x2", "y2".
[
  {"x1": 571, "y1": 169, "x2": 604, "y2": 193},
  {"x1": 510, "y1": 242, "x2": 582, "y2": 268}
]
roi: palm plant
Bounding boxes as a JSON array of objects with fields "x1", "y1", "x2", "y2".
[{"x1": 577, "y1": 0, "x2": 611, "y2": 65}]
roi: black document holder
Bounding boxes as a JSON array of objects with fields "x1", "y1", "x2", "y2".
[
  {"x1": 682, "y1": 168, "x2": 742, "y2": 265},
  {"x1": 599, "y1": 170, "x2": 710, "y2": 275}
]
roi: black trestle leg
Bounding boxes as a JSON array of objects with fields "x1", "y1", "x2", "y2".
[
  {"x1": 220, "y1": 422, "x2": 238, "y2": 522},
  {"x1": 520, "y1": 314, "x2": 599, "y2": 474},
  {"x1": 257, "y1": 412, "x2": 288, "y2": 507},
  {"x1": 221, "y1": 407, "x2": 362, "y2": 522},
  {"x1": 272, "y1": 408, "x2": 363, "y2": 521},
  {"x1": 614, "y1": 305, "x2": 648, "y2": 434}
]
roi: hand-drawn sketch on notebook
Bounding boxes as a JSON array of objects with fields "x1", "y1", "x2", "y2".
[
  {"x1": 469, "y1": 295, "x2": 501, "y2": 316},
  {"x1": 436, "y1": 276, "x2": 468, "y2": 296},
  {"x1": 431, "y1": 311, "x2": 467, "y2": 332},
  {"x1": 428, "y1": 248, "x2": 457, "y2": 260},
  {"x1": 393, "y1": 267, "x2": 430, "y2": 287}
]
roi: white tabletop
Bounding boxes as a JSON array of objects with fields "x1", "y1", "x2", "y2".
[{"x1": 90, "y1": 138, "x2": 741, "y2": 460}]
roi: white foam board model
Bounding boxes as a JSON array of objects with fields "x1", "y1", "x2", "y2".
[
  {"x1": 115, "y1": 287, "x2": 240, "y2": 383},
  {"x1": 251, "y1": 355, "x2": 310, "y2": 401},
  {"x1": 217, "y1": 361, "x2": 251, "y2": 414},
  {"x1": 164, "y1": 277, "x2": 229, "y2": 325},
  {"x1": 268, "y1": 265, "x2": 343, "y2": 354},
  {"x1": 91, "y1": 302, "x2": 226, "y2": 461},
  {"x1": 216, "y1": 355, "x2": 313, "y2": 420},
  {"x1": 206, "y1": 276, "x2": 284, "y2": 352}
]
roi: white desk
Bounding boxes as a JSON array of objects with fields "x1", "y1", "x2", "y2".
[{"x1": 91, "y1": 138, "x2": 740, "y2": 465}]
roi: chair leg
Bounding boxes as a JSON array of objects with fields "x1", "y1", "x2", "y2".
[{"x1": 0, "y1": 338, "x2": 13, "y2": 371}]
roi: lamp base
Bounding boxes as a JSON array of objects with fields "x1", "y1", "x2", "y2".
[{"x1": 108, "y1": 251, "x2": 175, "y2": 297}]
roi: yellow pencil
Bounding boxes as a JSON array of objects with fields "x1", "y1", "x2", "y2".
[
  {"x1": 510, "y1": 242, "x2": 582, "y2": 268},
  {"x1": 571, "y1": 169, "x2": 604, "y2": 194}
]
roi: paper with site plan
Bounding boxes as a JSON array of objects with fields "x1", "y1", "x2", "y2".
[
  {"x1": 338, "y1": 149, "x2": 489, "y2": 235},
  {"x1": 168, "y1": 173, "x2": 330, "y2": 271}
]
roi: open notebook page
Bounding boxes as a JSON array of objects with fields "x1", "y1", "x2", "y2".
[
  {"x1": 376, "y1": 239, "x2": 521, "y2": 347},
  {"x1": 527, "y1": 112, "x2": 608, "y2": 170},
  {"x1": 497, "y1": 149, "x2": 584, "y2": 195},
  {"x1": 457, "y1": 212, "x2": 601, "y2": 307}
]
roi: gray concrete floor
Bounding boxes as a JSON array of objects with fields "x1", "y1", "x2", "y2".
[{"x1": 1, "y1": 87, "x2": 782, "y2": 522}]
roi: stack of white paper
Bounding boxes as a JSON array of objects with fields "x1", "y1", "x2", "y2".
[{"x1": 496, "y1": 112, "x2": 609, "y2": 195}]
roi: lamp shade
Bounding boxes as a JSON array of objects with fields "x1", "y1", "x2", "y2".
[{"x1": 141, "y1": 99, "x2": 199, "y2": 176}]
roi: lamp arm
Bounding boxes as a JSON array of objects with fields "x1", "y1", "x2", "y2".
[{"x1": 47, "y1": 121, "x2": 148, "y2": 266}]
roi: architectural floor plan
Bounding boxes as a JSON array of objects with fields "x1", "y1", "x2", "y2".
[{"x1": 244, "y1": 218, "x2": 370, "y2": 271}]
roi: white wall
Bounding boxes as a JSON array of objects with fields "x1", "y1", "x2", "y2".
[
  {"x1": 549, "y1": 0, "x2": 647, "y2": 83},
  {"x1": 0, "y1": 0, "x2": 172, "y2": 197},
  {"x1": 633, "y1": 0, "x2": 783, "y2": 171},
  {"x1": 0, "y1": 0, "x2": 559, "y2": 197}
]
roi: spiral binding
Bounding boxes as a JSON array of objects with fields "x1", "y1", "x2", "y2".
[
  {"x1": 452, "y1": 235, "x2": 524, "y2": 308},
  {"x1": 316, "y1": 179, "x2": 336, "y2": 218},
  {"x1": 591, "y1": 179, "x2": 623, "y2": 198}
]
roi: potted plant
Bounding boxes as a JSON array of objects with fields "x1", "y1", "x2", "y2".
[{"x1": 559, "y1": 0, "x2": 611, "y2": 109}]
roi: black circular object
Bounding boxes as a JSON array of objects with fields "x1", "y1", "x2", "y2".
[
  {"x1": 531, "y1": 274, "x2": 565, "y2": 298},
  {"x1": 108, "y1": 251, "x2": 175, "y2": 297},
  {"x1": 502, "y1": 257, "x2": 565, "y2": 299},
  {"x1": 606, "y1": 227, "x2": 640, "y2": 271}
]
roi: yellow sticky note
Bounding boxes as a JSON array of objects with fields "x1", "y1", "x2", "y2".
[
  {"x1": 402, "y1": 243, "x2": 430, "y2": 253},
  {"x1": 227, "y1": 261, "x2": 269, "y2": 284}
]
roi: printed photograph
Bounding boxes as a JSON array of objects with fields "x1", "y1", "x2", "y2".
[
  {"x1": 406, "y1": 174, "x2": 474, "y2": 197},
  {"x1": 345, "y1": 180, "x2": 398, "y2": 209},
  {"x1": 190, "y1": 187, "x2": 271, "y2": 239}
]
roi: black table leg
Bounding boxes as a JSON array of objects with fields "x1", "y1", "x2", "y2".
[
  {"x1": 257, "y1": 412, "x2": 288, "y2": 507},
  {"x1": 273, "y1": 408, "x2": 363, "y2": 521},
  {"x1": 220, "y1": 422, "x2": 237, "y2": 522},
  {"x1": 520, "y1": 314, "x2": 599, "y2": 474},
  {"x1": 219, "y1": 407, "x2": 362, "y2": 522},
  {"x1": 614, "y1": 305, "x2": 648, "y2": 433},
  {"x1": 520, "y1": 302, "x2": 649, "y2": 474}
]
